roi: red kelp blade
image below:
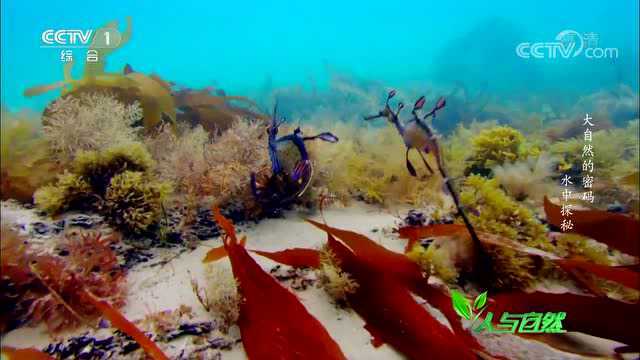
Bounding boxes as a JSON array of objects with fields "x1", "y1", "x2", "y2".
[
  {"x1": 411, "y1": 282, "x2": 487, "y2": 353},
  {"x1": 251, "y1": 248, "x2": 320, "y2": 268},
  {"x1": 307, "y1": 219, "x2": 425, "y2": 287},
  {"x1": 1, "y1": 347, "x2": 54, "y2": 360},
  {"x1": 544, "y1": 197, "x2": 640, "y2": 257},
  {"x1": 554, "y1": 258, "x2": 640, "y2": 290},
  {"x1": 81, "y1": 291, "x2": 169, "y2": 360},
  {"x1": 212, "y1": 212, "x2": 346, "y2": 360},
  {"x1": 398, "y1": 223, "x2": 558, "y2": 260},
  {"x1": 202, "y1": 245, "x2": 227, "y2": 263},
  {"x1": 399, "y1": 223, "x2": 469, "y2": 253},
  {"x1": 487, "y1": 291, "x2": 640, "y2": 348},
  {"x1": 325, "y1": 235, "x2": 477, "y2": 360},
  {"x1": 398, "y1": 223, "x2": 469, "y2": 241}
]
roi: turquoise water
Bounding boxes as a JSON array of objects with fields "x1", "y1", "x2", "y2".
[{"x1": 2, "y1": 0, "x2": 638, "y2": 113}]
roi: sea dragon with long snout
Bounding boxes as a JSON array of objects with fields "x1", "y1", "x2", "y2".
[
  {"x1": 251, "y1": 104, "x2": 338, "y2": 214},
  {"x1": 365, "y1": 90, "x2": 494, "y2": 286},
  {"x1": 364, "y1": 90, "x2": 446, "y2": 177}
]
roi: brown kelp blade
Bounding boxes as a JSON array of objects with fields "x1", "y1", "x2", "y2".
[
  {"x1": 488, "y1": 291, "x2": 640, "y2": 348},
  {"x1": 23, "y1": 82, "x2": 68, "y2": 97},
  {"x1": 544, "y1": 197, "x2": 639, "y2": 257},
  {"x1": 211, "y1": 211, "x2": 346, "y2": 360}
]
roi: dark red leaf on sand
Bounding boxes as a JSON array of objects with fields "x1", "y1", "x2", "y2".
[
  {"x1": 544, "y1": 197, "x2": 639, "y2": 257},
  {"x1": 213, "y1": 209, "x2": 346, "y2": 360},
  {"x1": 307, "y1": 219, "x2": 425, "y2": 288},
  {"x1": 326, "y1": 235, "x2": 477, "y2": 360},
  {"x1": 251, "y1": 248, "x2": 320, "y2": 268}
]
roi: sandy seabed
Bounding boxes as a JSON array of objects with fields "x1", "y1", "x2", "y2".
[{"x1": 1, "y1": 201, "x2": 618, "y2": 359}]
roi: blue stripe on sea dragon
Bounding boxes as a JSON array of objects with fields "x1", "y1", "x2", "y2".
[
  {"x1": 251, "y1": 104, "x2": 338, "y2": 205},
  {"x1": 364, "y1": 90, "x2": 446, "y2": 177}
]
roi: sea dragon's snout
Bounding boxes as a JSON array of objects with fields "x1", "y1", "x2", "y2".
[{"x1": 364, "y1": 112, "x2": 384, "y2": 121}]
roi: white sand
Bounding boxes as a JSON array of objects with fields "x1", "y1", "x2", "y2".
[{"x1": 0, "y1": 201, "x2": 624, "y2": 359}]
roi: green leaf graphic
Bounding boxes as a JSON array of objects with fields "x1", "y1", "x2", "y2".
[
  {"x1": 451, "y1": 290, "x2": 472, "y2": 320},
  {"x1": 474, "y1": 291, "x2": 488, "y2": 311}
]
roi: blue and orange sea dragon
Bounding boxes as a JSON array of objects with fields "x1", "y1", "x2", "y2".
[{"x1": 251, "y1": 104, "x2": 338, "y2": 209}]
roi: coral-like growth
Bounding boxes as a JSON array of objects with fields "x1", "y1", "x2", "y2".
[
  {"x1": 492, "y1": 154, "x2": 556, "y2": 202},
  {"x1": 202, "y1": 264, "x2": 241, "y2": 333},
  {"x1": 317, "y1": 245, "x2": 358, "y2": 305},
  {"x1": 42, "y1": 92, "x2": 142, "y2": 162},
  {"x1": 203, "y1": 120, "x2": 271, "y2": 208},
  {"x1": 0, "y1": 110, "x2": 58, "y2": 202},
  {"x1": 149, "y1": 120, "x2": 269, "y2": 215},
  {"x1": 1, "y1": 228, "x2": 126, "y2": 333},
  {"x1": 35, "y1": 143, "x2": 170, "y2": 235}
]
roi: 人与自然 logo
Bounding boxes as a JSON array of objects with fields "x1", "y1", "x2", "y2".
[
  {"x1": 450, "y1": 290, "x2": 566, "y2": 334},
  {"x1": 515, "y1": 30, "x2": 619, "y2": 60}
]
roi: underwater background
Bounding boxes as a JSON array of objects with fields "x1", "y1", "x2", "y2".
[{"x1": 2, "y1": 0, "x2": 639, "y2": 114}]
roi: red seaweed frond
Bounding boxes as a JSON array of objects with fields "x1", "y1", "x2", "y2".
[
  {"x1": 251, "y1": 248, "x2": 320, "y2": 268},
  {"x1": 1, "y1": 227, "x2": 126, "y2": 334},
  {"x1": 1, "y1": 346, "x2": 55, "y2": 360},
  {"x1": 212, "y1": 207, "x2": 238, "y2": 246},
  {"x1": 0, "y1": 226, "x2": 47, "y2": 333},
  {"x1": 544, "y1": 196, "x2": 640, "y2": 257},
  {"x1": 81, "y1": 290, "x2": 169, "y2": 360}
]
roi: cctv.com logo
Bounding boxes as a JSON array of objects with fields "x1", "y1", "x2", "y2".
[{"x1": 516, "y1": 30, "x2": 619, "y2": 59}]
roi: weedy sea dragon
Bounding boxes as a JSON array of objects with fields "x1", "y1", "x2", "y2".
[
  {"x1": 251, "y1": 104, "x2": 338, "y2": 214},
  {"x1": 364, "y1": 90, "x2": 446, "y2": 177},
  {"x1": 366, "y1": 90, "x2": 493, "y2": 286}
]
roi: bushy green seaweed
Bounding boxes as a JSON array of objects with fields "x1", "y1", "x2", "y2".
[
  {"x1": 35, "y1": 143, "x2": 171, "y2": 235},
  {"x1": 459, "y1": 175, "x2": 549, "y2": 288},
  {"x1": 105, "y1": 171, "x2": 171, "y2": 234},
  {"x1": 465, "y1": 126, "x2": 541, "y2": 176}
]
